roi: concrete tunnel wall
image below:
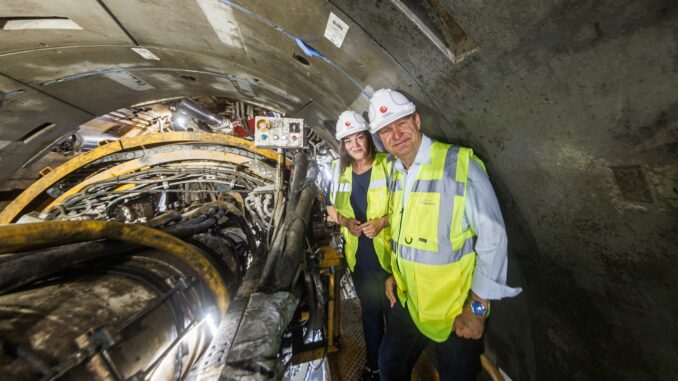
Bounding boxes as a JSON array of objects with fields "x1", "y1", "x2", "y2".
[{"x1": 0, "y1": 0, "x2": 676, "y2": 379}]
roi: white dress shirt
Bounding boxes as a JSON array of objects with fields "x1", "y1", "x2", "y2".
[{"x1": 391, "y1": 134, "x2": 522, "y2": 300}]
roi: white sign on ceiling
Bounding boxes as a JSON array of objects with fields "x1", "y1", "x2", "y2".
[
  {"x1": 131, "y1": 48, "x2": 160, "y2": 61},
  {"x1": 324, "y1": 12, "x2": 349, "y2": 48}
]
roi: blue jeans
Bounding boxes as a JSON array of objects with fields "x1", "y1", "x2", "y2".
[{"x1": 378, "y1": 301, "x2": 483, "y2": 381}]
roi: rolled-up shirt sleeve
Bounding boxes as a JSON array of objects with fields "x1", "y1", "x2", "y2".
[{"x1": 464, "y1": 159, "x2": 522, "y2": 300}]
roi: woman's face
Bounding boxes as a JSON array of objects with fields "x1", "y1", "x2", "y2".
[{"x1": 343, "y1": 131, "x2": 369, "y2": 162}]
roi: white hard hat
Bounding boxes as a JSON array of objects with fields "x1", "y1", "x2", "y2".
[
  {"x1": 335, "y1": 110, "x2": 369, "y2": 140},
  {"x1": 368, "y1": 89, "x2": 416, "y2": 134}
]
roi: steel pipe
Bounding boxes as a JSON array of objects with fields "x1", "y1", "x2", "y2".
[{"x1": 177, "y1": 99, "x2": 231, "y2": 130}]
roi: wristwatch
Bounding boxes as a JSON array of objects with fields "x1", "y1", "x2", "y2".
[{"x1": 470, "y1": 300, "x2": 490, "y2": 318}]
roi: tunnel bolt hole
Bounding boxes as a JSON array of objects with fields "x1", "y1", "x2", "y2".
[{"x1": 293, "y1": 53, "x2": 310, "y2": 66}]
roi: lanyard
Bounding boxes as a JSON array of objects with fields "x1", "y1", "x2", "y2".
[{"x1": 387, "y1": 162, "x2": 405, "y2": 271}]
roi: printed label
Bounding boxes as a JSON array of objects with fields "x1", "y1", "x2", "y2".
[
  {"x1": 324, "y1": 12, "x2": 349, "y2": 48},
  {"x1": 131, "y1": 48, "x2": 160, "y2": 61}
]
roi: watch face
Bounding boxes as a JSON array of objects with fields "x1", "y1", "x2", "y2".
[{"x1": 470, "y1": 301, "x2": 486, "y2": 317}]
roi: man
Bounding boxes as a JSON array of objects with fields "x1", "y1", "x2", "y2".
[{"x1": 367, "y1": 89, "x2": 522, "y2": 381}]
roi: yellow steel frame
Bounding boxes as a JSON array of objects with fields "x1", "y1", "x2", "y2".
[
  {"x1": 46, "y1": 150, "x2": 257, "y2": 210},
  {"x1": 0, "y1": 132, "x2": 285, "y2": 224},
  {"x1": 290, "y1": 245, "x2": 343, "y2": 365}
]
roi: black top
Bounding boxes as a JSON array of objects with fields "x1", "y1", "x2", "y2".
[
  {"x1": 350, "y1": 168, "x2": 370, "y2": 222},
  {"x1": 325, "y1": 167, "x2": 383, "y2": 273},
  {"x1": 350, "y1": 169, "x2": 381, "y2": 272}
]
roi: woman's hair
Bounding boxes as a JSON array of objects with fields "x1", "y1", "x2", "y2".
[{"x1": 338, "y1": 130, "x2": 377, "y2": 173}]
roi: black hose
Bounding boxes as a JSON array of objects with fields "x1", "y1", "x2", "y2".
[
  {"x1": 262, "y1": 162, "x2": 318, "y2": 291},
  {"x1": 287, "y1": 152, "x2": 307, "y2": 206},
  {"x1": 161, "y1": 217, "x2": 217, "y2": 237},
  {"x1": 0, "y1": 240, "x2": 139, "y2": 295},
  {"x1": 258, "y1": 154, "x2": 313, "y2": 291},
  {"x1": 188, "y1": 201, "x2": 257, "y2": 256},
  {"x1": 272, "y1": 186, "x2": 316, "y2": 290},
  {"x1": 147, "y1": 210, "x2": 182, "y2": 228},
  {"x1": 189, "y1": 234, "x2": 239, "y2": 295}
]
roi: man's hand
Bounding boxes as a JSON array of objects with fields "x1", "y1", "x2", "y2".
[
  {"x1": 453, "y1": 304, "x2": 485, "y2": 339},
  {"x1": 361, "y1": 217, "x2": 386, "y2": 238},
  {"x1": 385, "y1": 275, "x2": 397, "y2": 308}
]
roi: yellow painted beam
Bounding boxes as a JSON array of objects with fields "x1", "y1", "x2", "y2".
[
  {"x1": 46, "y1": 150, "x2": 256, "y2": 210},
  {"x1": 0, "y1": 132, "x2": 284, "y2": 224}
]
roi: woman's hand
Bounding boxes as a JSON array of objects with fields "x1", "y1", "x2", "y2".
[
  {"x1": 346, "y1": 218, "x2": 363, "y2": 236},
  {"x1": 361, "y1": 216, "x2": 389, "y2": 238},
  {"x1": 338, "y1": 214, "x2": 363, "y2": 236}
]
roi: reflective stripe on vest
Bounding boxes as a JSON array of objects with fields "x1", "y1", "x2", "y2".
[
  {"x1": 331, "y1": 153, "x2": 393, "y2": 272},
  {"x1": 388, "y1": 142, "x2": 483, "y2": 342},
  {"x1": 391, "y1": 235, "x2": 475, "y2": 265}
]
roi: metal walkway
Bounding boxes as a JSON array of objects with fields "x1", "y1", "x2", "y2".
[{"x1": 327, "y1": 296, "x2": 439, "y2": 381}]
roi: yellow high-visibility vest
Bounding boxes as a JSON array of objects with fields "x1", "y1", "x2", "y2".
[
  {"x1": 330, "y1": 152, "x2": 392, "y2": 272},
  {"x1": 389, "y1": 142, "x2": 485, "y2": 342}
]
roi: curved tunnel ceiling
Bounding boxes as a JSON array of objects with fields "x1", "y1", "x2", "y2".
[{"x1": 0, "y1": 0, "x2": 676, "y2": 380}]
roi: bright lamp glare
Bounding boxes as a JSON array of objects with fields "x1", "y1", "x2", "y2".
[
  {"x1": 175, "y1": 114, "x2": 188, "y2": 127},
  {"x1": 205, "y1": 313, "x2": 218, "y2": 336}
]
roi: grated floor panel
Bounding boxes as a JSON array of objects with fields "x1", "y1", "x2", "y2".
[
  {"x1": 331, "y1": 296, "x2": 366, "y2": 381},
  {"x1": 328, "y1": 295, "x2": 439, "y2": 381}
]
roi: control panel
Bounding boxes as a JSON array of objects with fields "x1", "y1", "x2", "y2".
[{"x1": 254, "y1": 116, "x2": 305, "y2": 149}]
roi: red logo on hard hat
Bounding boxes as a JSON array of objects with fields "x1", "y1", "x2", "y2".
[
  {"x1": 380, "y1": 105, "x2": 388, "y2": 113},
  {"x1": 345, "y1": 121, "x2": 351, "y2": 127}
]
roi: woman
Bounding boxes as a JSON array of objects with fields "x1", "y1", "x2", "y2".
[{"x1": 326, "y1": 110, "x2": 392, "y2": 381}]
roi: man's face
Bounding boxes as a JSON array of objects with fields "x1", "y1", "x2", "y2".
[{"x1": 377, "y1": 113, "x2": 422, "y2": 159}]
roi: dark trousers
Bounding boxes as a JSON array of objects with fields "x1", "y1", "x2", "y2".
[
  {"x1": 378, "y1": 301, "x2": 483, "y2": 381},
  {"x1": 352, "y1": 265, "x2": 389, "y2": 370}
]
